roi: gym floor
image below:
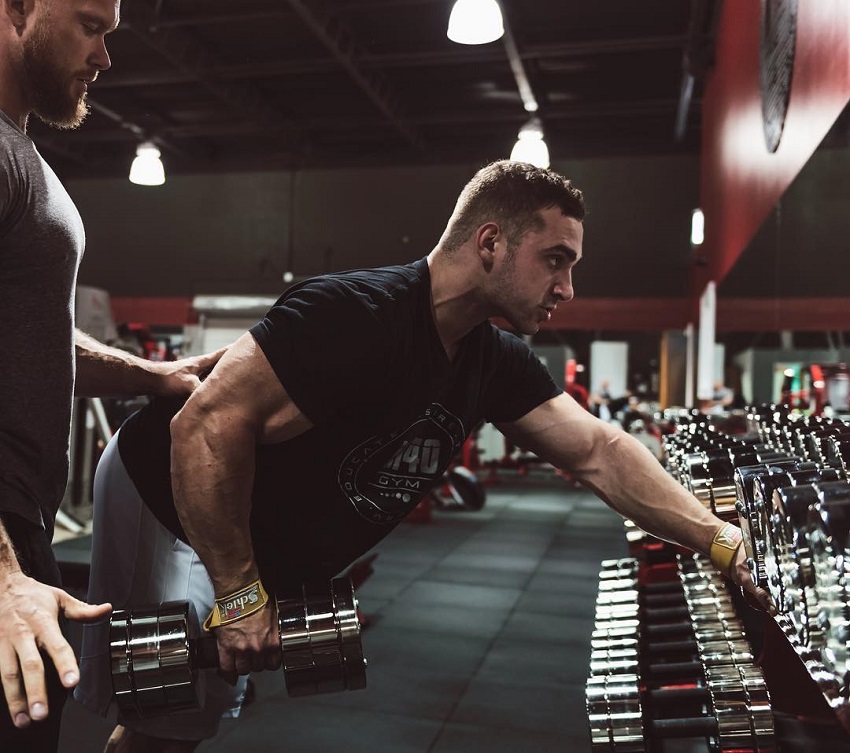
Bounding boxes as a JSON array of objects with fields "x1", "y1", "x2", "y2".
[{"x1": 54, "y1": 478, "x2": 629, "y2": 752}]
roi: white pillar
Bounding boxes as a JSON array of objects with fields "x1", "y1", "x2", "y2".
[
  {"x1": 696, "y1": 281, "x2": 717, "y2": 402},
  {"x1": 684, "y1": 322, "x2": 695, "y2": 408}
]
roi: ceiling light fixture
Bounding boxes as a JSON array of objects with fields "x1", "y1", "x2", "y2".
[
  {"x1": 447, "y1": 0, "x2": 504, "y2": 45},
  {"x1": 509, "y1": 118, "x2": 550, "y2": 168},
  {"x1": 129, "y1": 141, "x2": 165, "y2": 186}
]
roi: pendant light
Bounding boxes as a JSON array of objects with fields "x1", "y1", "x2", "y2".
[
  {"x1": 129, "y1": 141, "x2": 166, "y2": 186},
  {"x1": 509, "y1": 118, "x2": 550, "y2": 168},
  {"x1": 447, "y1": 0, "x2": 504, "y2": 45}
]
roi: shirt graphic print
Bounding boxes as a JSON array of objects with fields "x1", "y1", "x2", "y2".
[{"x1": 338, "y1": 403, "x2": 465, "y2": 524}]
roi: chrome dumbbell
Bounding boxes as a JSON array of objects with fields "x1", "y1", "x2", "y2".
[
  {"x1": 805, "y1": 483, "x2": 850, "y2": 679},
  {"x1": 109, "y1": 577, "x2": 367, "y2": 719}
]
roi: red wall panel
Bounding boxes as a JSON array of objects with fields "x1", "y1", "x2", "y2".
[
  {"x1": 699, "y1": 0, "x2": 850, "y2": 289},
  {"x1": 111, "y1": 297, "x2": 197, "y2": 326}
]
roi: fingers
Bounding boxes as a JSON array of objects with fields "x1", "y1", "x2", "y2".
[
  {"x1": 193, "y1": 348, "x2": 227, "y2": 377},
  {"x1": 0, "y1": 630, "x2": 54, "y2": 727},
  {"x1": 265, "y1": 645, "x2": 282, "y2": 672},
  {"x1": 728, "y1": 549, "x2": 776, "y2": 615},
  {"x1": 216, "y1": 644, "x2": 238, "y2": 687},
  {"x1": 204, "y1": 347, "x2": 228, "y2": 364},
  {"x1": 217, "y1": 644, "x2": 265, "y2": 678},
  {"x1": 0, "y1": 642, "x2": 33, "y2": 728},
  {"x1": 37, "y1": 621, "x2": 82, "y2": 691},
  {"x1": 51, "y1": 591, "x2": 110, "y2": 686},
  {"x1": 16, "y1": 640, "x2": 48, "y2": 723},
  {"x1": 56, "y1": 589, "x2": 112, "y2": 623},
  {"x1": 214, "y1": 604, "x2": 280, "y2": 683},
  {"x1": 742, "y1": 585, "x2": 776, "y2": 616}
]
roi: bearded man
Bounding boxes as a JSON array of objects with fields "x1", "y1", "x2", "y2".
[{"x1": 0, "y1": 1, "x2": 222, "y2": 749}]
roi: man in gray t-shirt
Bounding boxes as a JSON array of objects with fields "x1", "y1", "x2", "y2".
[{"x1": 0, "y1": 1, "x2": 223, "y2": 749}]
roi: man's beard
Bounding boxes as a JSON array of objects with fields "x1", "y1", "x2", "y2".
[{"x1": 22, "y1": 19, "x2": 89, "y2": 129}]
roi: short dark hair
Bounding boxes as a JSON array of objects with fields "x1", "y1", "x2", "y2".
[{"x1": 441, "y1": 160, "x2": 586, "y2": 253}]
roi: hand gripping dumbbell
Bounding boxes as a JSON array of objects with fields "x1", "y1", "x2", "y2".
[{"x1": 109, "y1": 577, "x2": 367, "y2": 720}]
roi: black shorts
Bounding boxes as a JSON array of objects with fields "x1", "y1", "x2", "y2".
[{"x1": 0, "y1": 511, "x2": 67, "y2": 752}]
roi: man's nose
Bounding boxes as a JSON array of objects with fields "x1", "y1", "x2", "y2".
[
  {"x1": 90, "y1": 38, "x2": 112, "y2": 72},
  {"x1": 553, "y1": 274, "x2": 574, "y2": 302}
]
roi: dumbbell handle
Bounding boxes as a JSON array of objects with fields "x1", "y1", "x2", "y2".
[
  {"x1": 647, "y1": 686, "x2": 708, "y2": 705},
  {"x1": 643, "y1": 592, "x2": 686, "y2": 608},
  {"x1": 645, "y1": 639, "x2": 696, "y2": 655},
  {"x1": 642, "y1": 606, "x2": 689, "y2": 621},
  {"x1": 192, "y1": 636, "x2": 224, "y2": 669},
  {"x1": 649, "y1": 716, "x2": 717, "y2": 738},
  {"x1": 643, "y1": 581, "x2": 685, "y2": 594},
  {"x1": 645, "y1": 660, "x2": 702, "y2": 679},
  {"x1": 643, "y1": 621, "x2": 694, "y2": 638}
]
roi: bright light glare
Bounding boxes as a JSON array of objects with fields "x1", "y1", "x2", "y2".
[
  {"x1": 691, "y1": 208, "x2": 705, "y2": 246},
  {"x1": 129, "y1": 142, "x2": 165, "y2": 186},
  {"x1": 447, "y1": 0, "x2": 504, "y2": 45}
]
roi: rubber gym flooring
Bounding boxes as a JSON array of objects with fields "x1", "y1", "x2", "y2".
[{"x1": 54, "y1": 478, "x2": 629, "y2": 752}]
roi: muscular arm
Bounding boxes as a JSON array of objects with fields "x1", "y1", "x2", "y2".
[
  {"x1": 74, "y1": 329, "x2": 223, "y2": 398},
  {"x1": 497, "y1": 393, "x2": 719, "y2": 553},
  {"x1": 169, "y1": 332, "x2": 312, "y2": 677},
  {"x1": 496, "y1": 393, "x2": 771, "y2": 610}
]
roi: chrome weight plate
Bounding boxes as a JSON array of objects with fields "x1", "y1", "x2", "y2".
[{"x1": 805, "y1": 485, "x2": 850, "y2": 679}]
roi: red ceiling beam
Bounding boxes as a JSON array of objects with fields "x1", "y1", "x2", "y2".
[
  {"x1": 110, "y1": 296, "x2": 850, "y2": 333},
  {"x1": 716, "y1": 298, "x2": 850, "y2": 332}
]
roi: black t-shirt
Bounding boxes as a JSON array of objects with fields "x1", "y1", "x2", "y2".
[{"x1": 119, "y1": 259, "x2": 559, "y2": 593}]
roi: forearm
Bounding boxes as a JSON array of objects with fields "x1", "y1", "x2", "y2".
[
  {"x1": 572, "y1": 429, "x2": 721, "y2": 556},
  {"x1": 74, "y1": 329, "x2": 158, "y2": 397},
  {"x1": 0, "y1": 518, "x2": 22, "y2": 576},
  {"x1": 170, "y1": 407, "x2": 259, "y2": 595}
]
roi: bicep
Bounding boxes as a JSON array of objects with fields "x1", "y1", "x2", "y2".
[
  {"x1": 495, "y1": 392, "x2": 611, "y2": 470},
  {"x1": 180, "y1": 332, "x2": 313, "y2": 444}
]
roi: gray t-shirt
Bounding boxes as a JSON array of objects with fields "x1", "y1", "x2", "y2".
[{"x1": 0, "y1": 109, "x2": 85, "y2": 535}]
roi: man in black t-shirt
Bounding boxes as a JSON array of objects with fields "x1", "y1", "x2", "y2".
[{"x1": 77, "y1": 160, "x2": 772, "y2": 752}]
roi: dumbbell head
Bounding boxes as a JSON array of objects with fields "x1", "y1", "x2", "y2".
[
  {"x1": 806, "y1": 485, "x2": 850, "y2": 673},
  {"x1": 109, "y1": 600, "x2": 202, "y2": 720},
  {"x1": 278, "y1": 577, "x2": 366, "y2": 697}
]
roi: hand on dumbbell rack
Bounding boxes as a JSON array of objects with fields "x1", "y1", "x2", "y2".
[
  {"x1": 709, "y1": 520, "x2": 775, "y2": 616},
  {"x1": 729, "y1": 544, "x2": 776, "y2": 615}
]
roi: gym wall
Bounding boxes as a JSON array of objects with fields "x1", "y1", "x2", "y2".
[{"x1": 66, "y1": 154, "x2": 698, "y2": 299}]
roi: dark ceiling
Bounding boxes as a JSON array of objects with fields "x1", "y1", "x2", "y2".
[{"x1": 31, "y1": 0, "x2": 716, "y2": 180}]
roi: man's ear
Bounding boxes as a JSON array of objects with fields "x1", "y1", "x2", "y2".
[
  {"x1": 475, "y1": 222, "x2": 499, "y2": 255},
  {"x1": 5, "y1": 0, "x2": 30, "y2": 31}
]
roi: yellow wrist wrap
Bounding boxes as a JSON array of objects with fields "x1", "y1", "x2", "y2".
[
  {"x1": 709, "y1": 522, "x2": 743, "y2": 576},
  {"x1": 203, "y1": 579, "x2": 269, "y2": 631}
]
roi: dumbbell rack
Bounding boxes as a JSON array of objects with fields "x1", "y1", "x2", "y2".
[
  {"x1": 586, "y1": 406, "x2": 850, "y2": 752},
  {"x1": 586, "y1": 549, "x2": 775, "y2": 752}
]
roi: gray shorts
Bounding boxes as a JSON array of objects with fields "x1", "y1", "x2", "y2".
[{"x1": 74, "y1": 432, "x2": 247, "y2": 741}]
